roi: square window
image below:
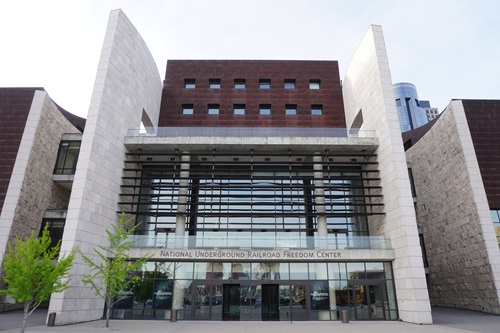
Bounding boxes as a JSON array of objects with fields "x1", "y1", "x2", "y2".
[
  {"x1": 182, "y1": 104, "x2": 194, "y2": 114},
  {"x1": 234, "y1": 104, "x2": 245, "y2": 115},
  {"x1": 208, "y1": 104, "x2": 220, "y2": 115},
  {"x1": 311, "y1": 104, "x2": 323, "y2": 115},
  {"x1": 284, "y1": 79, "x2": 296, "y2": 89},
  {"x1": 259, "y1": 79, "x2": 271, "y2": 89},
  {"x1": 209, "y1": 78, "x2": 221, "y2": 89},
  {"x1": 207, "y1": 104, "x2": 220, "y2": 114},
  {"x1": 184, "y1": 78, "x2": 196, "y2": 89},
  {"x1": 259, "y1": 104, "x2": 271, "y2": 115},
  {"x1": 309, "y1": 79, "x2": 320, "y2": 90},
  {"x1": 234, "y1": 79, "x2": 246, "y2": 89},
  {"x1": 285, "y1": 104, "x2": 297, "y2": 115}
]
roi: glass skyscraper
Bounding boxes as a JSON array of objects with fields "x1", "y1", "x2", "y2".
[{"x1": 393, "y1": 82, "x2": 428, "y2": 132}]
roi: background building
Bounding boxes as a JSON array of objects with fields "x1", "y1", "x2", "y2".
[
  {"x1": 393, "y1": 82, "x2": 429, "y2": 132},
  {"x1": 418, "y1": 100, "x2": 440, "y2": 122}
]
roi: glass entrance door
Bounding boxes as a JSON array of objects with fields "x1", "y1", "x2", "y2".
[
  {"x1": 290, "y1": 284, "x2": 308, "y2": 320},
  {"x1": 349, "y1": 281, "x2": 386, "y2": 320},
  {"x1": 222, "y1": 284, "x2": 240, "y2": 320},
  {"x1": 261, "y1": 284, "x2": 279, "y2": 321}
]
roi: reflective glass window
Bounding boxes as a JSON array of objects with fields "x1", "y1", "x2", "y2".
[
  {"x1": 259, "y1": 79, "x2": 271, "y2": 89},
  {"x1": 289, "y1": 263, "x2": 308, "y2": 279},
  {"x1": 311, "y1": 104, "x2": 323, "y2": 115},
  {"x1": 234, "y1": 104, "x2": 245, "y2": 115},
  {"x1": 309, "y1": 79, "x2": 320, "y2": 89},
  {"x1": 184, "y1": 78, "x2": 195, "y2": 88},
  {"x1": 208, "y1": 104, "x2": 220, "y2": 114},
  {"x1": 284, "y1": 79, "x2": 296, "y2": 89},
  {"x1": 174, "y1": 262, "x2": 194, "y2": 279},
  {"x1": 209, "y1": 78, "x2": 221, "y2": 89},
  {"x1": 54, "y1": 141, "x2": 80, "y2": 175},
  {"x1": 285, "y1": 104, "x2": 297, "y2": 115},
  {"x1": 347, "y1": 262, "x2": 365, "y2": 279},
  {"x1": 182, "y1": 104, "x2": 194, "y2": 114},
  {"x1": 234, "y1": 79, "x2": 246, "y2": 89},
  {"x1": 259, "y1": 104, "x2": 271, "y2": 115}
]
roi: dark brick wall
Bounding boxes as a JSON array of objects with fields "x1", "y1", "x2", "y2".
[
  {"x1": 159, "y1": 60, "x2": 346, "y2": 128},
  {"x1": 462, "y1": 100, "x2": 500, "y2": 209},
  {"x1": 0, "y1": 88, "x2": 40, "y2": 215}
]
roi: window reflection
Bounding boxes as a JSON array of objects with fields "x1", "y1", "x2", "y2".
[{"x1": 53, "y1": 141, "x2": 80, "y2": 174}]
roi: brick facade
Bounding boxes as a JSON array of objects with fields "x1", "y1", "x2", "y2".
[
  {"x1": 0, "y1": 88, "x2": 40, "y2": 215},
  {"x1": 462, "y1": 100, "x2": 500, "y2": 209},
  {"x1": 159, "y1": 60, "x2": 346, "y2": 128}
]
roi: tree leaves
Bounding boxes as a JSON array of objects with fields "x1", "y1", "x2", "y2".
[
  {"x1": 0, "y1": 224, "x2": 75, "y2": 333},
  {"x1": 79, "y1": 212, "x2": 151, "y2": 327}
]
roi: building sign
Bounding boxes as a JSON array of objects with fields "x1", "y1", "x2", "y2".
[
  {"x1": 156, "y1": 249, "x2": 343, "y2": 261},
  {"x1": 310, "y1": 281, "x2": 330, "y2": 310}
]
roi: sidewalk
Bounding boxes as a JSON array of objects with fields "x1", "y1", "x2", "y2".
[{"x1": 1, "y1": 307, "x2": 499, "y2": 333}]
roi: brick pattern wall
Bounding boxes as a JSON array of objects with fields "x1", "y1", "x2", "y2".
[
  {"x1": 406, "y1": 103, "x2": 500, "y2": 314},
  {"x1": 0, "y1": 88, "x2": 40, "y2": 215},
  {"x1": 8, "y1": 93, "x2": 79, "y2": 244},
  {"x1": 462, "y1": 100, "x2": 500, "y2": 209},
  {"x1": 159, "y1": 60, "x2": 346, "y2": 128}
]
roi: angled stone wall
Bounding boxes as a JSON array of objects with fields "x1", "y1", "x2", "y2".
[
  {"x1": 343, "y1": 25, "x2": 431, "y2": 324},
  {"x1": 406, "y1": 101, "x2": 500, "y2": 314},
  {"x1": 0, "y1": 90, "x2": 80, "y2": 296},
  {"x1": 48, "y1": 9, "x2": 162, "y2": 325}
]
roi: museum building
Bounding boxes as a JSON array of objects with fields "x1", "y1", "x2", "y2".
[{"x1": 0, "y1": 9, "x2": 436, "y2": 325}]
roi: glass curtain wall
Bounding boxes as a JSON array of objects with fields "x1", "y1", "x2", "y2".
[
  {"x1": 134, "y1": 165, "x2": 370, "y2": 242},
  {"x1": 113, "y1": 260, "x2": 398, "y2": 321}
]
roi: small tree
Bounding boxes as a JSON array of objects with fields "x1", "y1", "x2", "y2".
[
  {"x1": 79, "y1": 213, "x2": 150, "y2": 328},
  {"x1": 0, "y1": 226, "x2": 75, "y2": 333}
]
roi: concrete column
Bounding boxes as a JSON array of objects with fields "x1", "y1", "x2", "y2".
[
  {"x1": 313, "y1": 153, "x2": 328, "y2": 239},
  {"x1": 172, "y1": 282, "x2": 185, "y2": 311},
  {"x1": 175, "y1": 153, "x2": 190, "y2": 247}
]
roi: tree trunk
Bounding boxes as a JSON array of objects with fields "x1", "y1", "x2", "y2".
[
  {"x1": 20, "y1": 303, "x2": 29, "y2": 333},
  {"x1": 106, "y1": 295, "x2": 112, "y2": 328}
]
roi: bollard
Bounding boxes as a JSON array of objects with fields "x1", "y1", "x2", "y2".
[
  {"x1": 47, "y1": 312, "x2": 56, "y2": 326},
  {"x1": 341, "y1": 310, "x2": 349, "y2": 323},
  {"x1": 170, "y1": 309, "x2": 178, "y2": 322}
]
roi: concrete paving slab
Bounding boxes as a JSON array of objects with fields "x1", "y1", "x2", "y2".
[{"x1": 1, "y1": 307, "x2": 499, "y2": 333}]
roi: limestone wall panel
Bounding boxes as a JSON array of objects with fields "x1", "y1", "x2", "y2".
[{"x1": 406, "y1": 101, "x2": 500, "y2": 313}]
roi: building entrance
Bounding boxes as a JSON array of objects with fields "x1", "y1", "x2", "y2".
[
  {"x1": 222, "y1": 284, "x2": 240, "y2": 320},
  {"x1": 348, "y1": 280, "x2": 386, "y2": 320},
  {"x1": 188, "y1": 280, "x2": 310, "y2": 321}
]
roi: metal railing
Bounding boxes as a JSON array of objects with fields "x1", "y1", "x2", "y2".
[
  {"x1": 125, "y1": 234, "x2": 391, "y2": 250},
  {"x1": 127, "y1": 127, "x2": 376, "y2": 138}
]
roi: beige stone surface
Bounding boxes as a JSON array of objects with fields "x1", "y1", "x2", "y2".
[{"x1": 406, "y1": 101, "x2": 500, "y2": 314}]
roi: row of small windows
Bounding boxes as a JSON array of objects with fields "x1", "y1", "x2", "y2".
[
  {"x1": 184, "y1": 78, "x2": 321, "y2": 90},
  {"x1": 181, "y1": 104, "x2": 323, "y2": 115}
]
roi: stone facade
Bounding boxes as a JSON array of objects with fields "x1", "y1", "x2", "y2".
[
  {"x1": 343, "y1": 25, "x2": 432, "y2": 324},
  {"x1": 406, "y1": 101, "x2": 500, "y2": 314},
  {"x1": 48, "y1": 9, "x2": 163, "y2": 325},
  {"x1": 0, "y1": 90, "x2": 81, "y2": 303}
]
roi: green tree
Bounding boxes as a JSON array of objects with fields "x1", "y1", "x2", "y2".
[
  {"x1": 0, "y1": 225, "x2": 75, "y2": 333},
  {"x1": 79, "y1": 213, "x2": 150, "y2": 328}
]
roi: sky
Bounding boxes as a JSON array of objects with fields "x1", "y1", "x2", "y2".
[{"x1": 0, "y1": 0, "x2": 499, "y2": 118}]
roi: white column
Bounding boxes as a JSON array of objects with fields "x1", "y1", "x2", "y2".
[
  {"x1": 313, "y1": 153, "x2": 328, "y2": 239},
  {"x1": 175, "y1": 153, "x2": 190, "y2": 247}
]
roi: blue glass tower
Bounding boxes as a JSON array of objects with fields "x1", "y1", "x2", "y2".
[{"x1": 393, "y1": 82, "x2": 428, "y2": 132}]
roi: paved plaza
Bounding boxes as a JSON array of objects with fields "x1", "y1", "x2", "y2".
[{"x1": 1, "y1": 307, "x2": 499, "y2": 333}]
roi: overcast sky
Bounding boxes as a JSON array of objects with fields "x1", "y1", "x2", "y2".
[{"x1": 1, "y1": 0, "x2": 498, "y2": 118}]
